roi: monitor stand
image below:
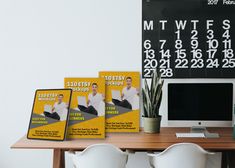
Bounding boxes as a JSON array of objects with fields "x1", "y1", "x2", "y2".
[
  {"x1": 191, "y1": 126, "x2": 220, "y2": 138},
  {"x1": 190, "y1": 126, "x2": 207, "y2": 133}
]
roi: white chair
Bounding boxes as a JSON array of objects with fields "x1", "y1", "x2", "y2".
[
  {"x1": 148, "y1": 143, "x2": 214, "y2": 168},
  {"x1": 69, "y1": 144, "x2": 128, "y2": 168}
]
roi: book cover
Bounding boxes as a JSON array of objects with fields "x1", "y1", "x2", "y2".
[
  {"x1": 64, "y1": 78, "x2": 105, "y2": 139},
  {"x1": 99, "y1": 71, "x2": 140, "y2": 132},
  {"x1": 27, "y1": 89, "x2": 72, "y2": 141}
]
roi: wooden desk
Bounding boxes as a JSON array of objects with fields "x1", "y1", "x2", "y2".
[{"x1": 11, "y1": 127, "x2": 235, "y2": 168}]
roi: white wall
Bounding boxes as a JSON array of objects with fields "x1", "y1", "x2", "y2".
[{"x1": 0, "y1": 0, "x2": 233, "y2": 168}]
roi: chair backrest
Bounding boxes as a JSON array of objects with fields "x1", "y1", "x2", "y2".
[
  {"x1": 148, "y1": 143, "x2": 214, "y2": 168},
  {"x1": 70, "y1": 144, "x2": 128, "y2": 168}
]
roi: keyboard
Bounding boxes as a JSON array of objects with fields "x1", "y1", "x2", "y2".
[{"x1": 176, "y1": 133, "x2": 205, "y2": 138}]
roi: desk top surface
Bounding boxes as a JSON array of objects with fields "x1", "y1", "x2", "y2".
[{"x1": 11, "y1": 127, "x2": 235, "y2": 151}]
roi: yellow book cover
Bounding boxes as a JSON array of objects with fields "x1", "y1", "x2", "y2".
[
  {"x1": 64, "y1": 78, "x2": 105, "y2": 139},
  {"x1": 99, "y1": 72, "x2": 140, "y2": 132},
  {"x1": 27, "y1": 89, "x2": 72, "y2": 141}
]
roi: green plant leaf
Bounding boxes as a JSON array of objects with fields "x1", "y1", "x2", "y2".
[
  {"x1": 156, "y1": 81, "x2": 164, "y2": 101},
  {"x1": 144, "y1": 79, "x2": 150, "y2": 97},
  {"x1": 142, "y1": 69, "x2": 164, "y2": 118},
  {"x1": 142, "y1": 88, "x2": 148, "y2": 117},
  {"x1": 153, "y1": 90, "x2": 162, "y2": 116},
  {"x1": 157, "y1": 91, "x2": 163, "y2": 109},
  {"x1": 151, "y1": 69, "x2": 159, "y2": 100},
  {"x1": 142, "y1": 87, "x2": 152, "y2": 117}
]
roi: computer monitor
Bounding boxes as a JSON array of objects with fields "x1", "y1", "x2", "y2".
[{"x1": 168, "y1": 83, "x2": 233, "y2": 127}]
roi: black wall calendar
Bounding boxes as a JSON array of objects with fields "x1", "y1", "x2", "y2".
[{"x1": 142, "y1": 0, "x2": 235, "y2": 78}]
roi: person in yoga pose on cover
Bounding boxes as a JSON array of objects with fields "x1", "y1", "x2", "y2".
[
  {"x1": 44, "y1": 94, "x2": 68, "y2": 121},
  {"x1": 112, "y1": 76, "x2": 139, "y2": 110},
  {"x1": 78, "y1": 83, "x2": 104, "y2": 116}
]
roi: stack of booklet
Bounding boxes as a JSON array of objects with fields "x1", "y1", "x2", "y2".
[{"x1": 27, "y1": 71, "x2": 140, "y2": 141}]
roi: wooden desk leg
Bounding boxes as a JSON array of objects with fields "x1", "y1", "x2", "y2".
[{"x1": 53, "y1": 149, "x2": 65, "y2": 168}]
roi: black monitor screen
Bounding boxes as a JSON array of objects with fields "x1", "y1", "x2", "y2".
[{"x1": 168, "y1": 83, "x2": 233, "y2": 121}]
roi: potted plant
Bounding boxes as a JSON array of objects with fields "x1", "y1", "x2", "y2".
[{"x1": 142, "y1": 69, "x2": 164, "y2": 133}]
